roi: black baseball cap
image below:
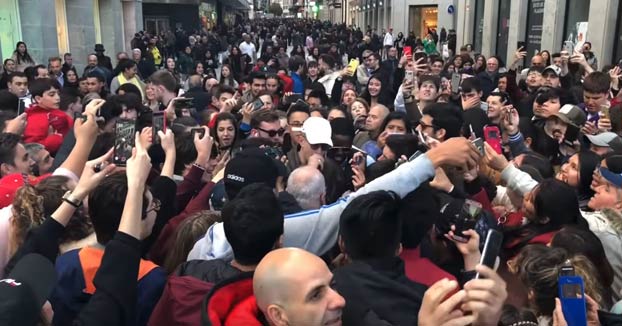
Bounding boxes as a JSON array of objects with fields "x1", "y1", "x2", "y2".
[
  {"x1": 224, "y1": 147, "x2": 279, "y2": 200},
  {"x1": 0, "y1": 254, "x2": 57, "y2": 326}
]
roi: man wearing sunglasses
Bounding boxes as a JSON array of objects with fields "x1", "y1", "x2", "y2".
[
  {"x1": 289, "y1": 117, "x2": 333, "y2": 171},
  {"x1": 250, "y1": 110, "x2": 285, "y2": 145}
]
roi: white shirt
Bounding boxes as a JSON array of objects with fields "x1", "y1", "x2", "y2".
[
  {"x1": 239, "y1": 41, "x2": 256, "y2": 61},
  {"x1": 384, "y1": 32, "x2": 394, "y2": 46}
]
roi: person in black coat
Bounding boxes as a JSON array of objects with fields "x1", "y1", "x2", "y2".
[{"x1": 332, "y1": 191, "x2": 427, "y2": 326}]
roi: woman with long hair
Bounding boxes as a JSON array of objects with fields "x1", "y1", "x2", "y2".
[
  {"x1": 360, "y1": 74, "x2": 394, "y2": 109},
  {"x1": 290, "y1": 44, "x2": 305, "y2": 57},
  {"x1": 219, "y1": 64, "x2": 239, "y2": 89},
  {"x1": 210, "y1": 112, "x2": 238, "y2": 156},
  {"x1": 63, "y1": 67, "x2": 80, "y2": 91},
  {"x1": 203, "y1": 50, "x2": 218, "y2": 78},
  {"x1": 306, "y1": 47, "x2": 320, "y2": 63},
  {"x1": 164, "y1": 57, "x2": 181, "y2": 84},
  {"x1": 555, "y1": 151, "x2": 600, "y2": 210},
  {"x1": 11, "y1": 41, "x2": 36, "y2": 72},
  {"x1": 223, "y1": 46, "x2": 251, "y2": 82}
]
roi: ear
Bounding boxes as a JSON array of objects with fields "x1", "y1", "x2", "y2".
[
  {"x1": 436, "y1": 128, "x2": 446, "y2": 140},
  {"x1": 266, "y1": 305, "x2": 289, "y2": 326},
  {"x1": 34, "y1": 95, "x2": 41, "y2": 104},
  {"x1": 0, "y1": 163, "x2": 12, "y2": 177},
  {"x1": 338, "y1": 235, "x2": 346, "y2": 254}
]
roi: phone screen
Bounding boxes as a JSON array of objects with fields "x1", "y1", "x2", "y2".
[
  {"x1": 472, "y1": 138, "x2": 484, "y2": 156},
  {"x1": 190, "y1": 127, "x2": 205, "y2": 139},
  {"x1": 113, "y1": 119, "x2": 136, "y2": 166},
  {"x1": 253, "y1": 98, "x2": 264, "y2": 111},
  {"x1": 347, "y1": 59, "x2": 359, "y2": 75},
  {"x1": 476, "y1": 230, "x2": 503, "y2": 279},
  {"x1": 152, "y1": 112, "x2": 166, "y2": 143},
  {"x1": 451, "y1": 73, "x2": 461, "y2": 94}
]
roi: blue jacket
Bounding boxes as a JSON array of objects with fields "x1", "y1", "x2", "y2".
[
  {"x1": 51, "y1": 247, "x2": 166, "y2": 326},
  {"x1": 291, "y1": 72, "x2": 304, "y2": 94}
]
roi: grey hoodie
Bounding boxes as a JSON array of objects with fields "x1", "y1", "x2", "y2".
[{"x1": 187, "y1": 154, "x2": 436, "y2": 261}]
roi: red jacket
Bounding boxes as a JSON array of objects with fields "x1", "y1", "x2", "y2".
[
  {"x1": 23, "y1": 105, "x2": 73, "y2": 155},
  {"x1": 204, "y1": 272, "x2": 266, "y2": 326}
]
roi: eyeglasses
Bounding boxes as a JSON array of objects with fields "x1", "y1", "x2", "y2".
[
  {"x1": 256, "y1": 127, "x2": 286, "y2": 137},
  {"x1": 418, "y1": 121, "x2": 435, "y2": 130},
  {"x1": 310, "y1": 143, "x2": 330, "y2": 151},
  {"x1": 146, "y1": 198, "x2": 161, "y2": 214}
]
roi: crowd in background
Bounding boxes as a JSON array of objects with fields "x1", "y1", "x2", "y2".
[{"x1": 0, "y1": 16, "x2": 622, "y2": 326}]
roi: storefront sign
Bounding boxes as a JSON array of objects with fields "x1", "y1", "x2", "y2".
[{"x1": 525, "y1": 0, "x2": 544, "y2": 61}]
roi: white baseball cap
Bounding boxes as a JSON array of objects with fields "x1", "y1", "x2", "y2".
[{"x1": 293, "y1": 117, "x2": 333, "y2": 146}]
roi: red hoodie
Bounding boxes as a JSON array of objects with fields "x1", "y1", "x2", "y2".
[{"x1": 23, "y1": 104, "x2": 73, "y2": 155}]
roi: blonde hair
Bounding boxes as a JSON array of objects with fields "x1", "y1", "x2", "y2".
[{"x1": 514, "y1": 245, "x2": 605, "y2": 316}]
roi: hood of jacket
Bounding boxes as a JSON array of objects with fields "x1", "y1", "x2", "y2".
[{"x1": 203, "y1": 272, "x2": 267, "y2": 326}]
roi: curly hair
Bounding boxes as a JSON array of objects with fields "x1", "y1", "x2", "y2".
[
  {"x1": 513, "y1": 245, "x2": 605, "y2": 317},
  {"x1": 9, "y1": 185, "x2": 44, "y2": 256}
]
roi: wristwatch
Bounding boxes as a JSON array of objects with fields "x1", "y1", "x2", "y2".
[{"x1": 62, "y1": 191, "x2": 82, "y2": 208}]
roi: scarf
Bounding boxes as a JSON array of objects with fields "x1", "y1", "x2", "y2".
[{"x1": 118, "y1": 73, "x2": 145, "y2": 99}]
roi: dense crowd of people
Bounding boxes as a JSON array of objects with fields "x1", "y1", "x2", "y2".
[{"x1": 1, "y1": 16, "x2": 622, "y2": 326}]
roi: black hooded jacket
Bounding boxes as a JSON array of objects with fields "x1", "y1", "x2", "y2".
[{"x1": 332, "y1": 257, "x2": 427, "y2": 326}]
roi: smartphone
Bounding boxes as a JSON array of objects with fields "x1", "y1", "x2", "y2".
[
  {"x1": 405, "y1": 70, "x2": 415, "y2": 84},
  {"x1": 559, "y1": 275, "x2": 588, "y2": 326},
  {"x1": 564, "y1": 41, "x2": 575, "y2": 55},
  {"x1": 475, "y1": 229, "x2": 503, "y2": 278},
  {"x1": 484, "y1": 126, "x2": 503, "y2": 154},
  {"x1": 516, "y1": 41, "x2": 526, "y2": 50},
  {"x1": 600, "y1": 104, "x2": 610, "y2": 120},
  {"x1": 347, "y1": 58, "x2": 359, "y2": 75},
  {"x1": 450, "y1": 72, "x2": 461, "y2": 94},
  {"x1": 113, "y1": 119, "x2": 136, "y2": 166},
  {"x1": 152, "y1": 112, "x2": 166, "y2": 143},
  {"x1": 285, "y1": 93, "x2": 303, "y2": 103},
  {"x1": 472, "y1": 138, "x2": 485, "y2": 156},
  {"x1": 190, "y1": 127, "x2": 205, "y2": 139},
  {"x1": 174, "y1": 98, "x2": 195, "y2": 109},
  {"x1": 253, "y1": 98, "x2": 264, "y2": 111},
  {"x1": 414, "y1": 51, "x2": 427, "y2": 62},
  {"x1": 403, "y1": 46, "x2": 412, "y2": 58},
  {"x1": 73, "y1": 111, "x2": 82, "y2": 121}
]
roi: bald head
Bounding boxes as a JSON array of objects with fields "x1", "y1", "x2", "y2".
[
  {"x1": 188, "y1": 74, "x2": 203, "y2": 89},
  {"x1": 286, "y1": 166, "x2": 326, "y2": 210},
  {"x1": 531, "y1": 55, "x2": 544, "y2": 68},
  {"x1": 254, "y1": 248, "x2": 345, "y2": 326}
]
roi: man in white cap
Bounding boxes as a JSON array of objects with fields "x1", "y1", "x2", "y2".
[
  {"x1": 585, "y1": 131, "x2": 622, "y2": 155},
  {"x1": 288, "y1": 117, "x2": 333, "y2": 170}
]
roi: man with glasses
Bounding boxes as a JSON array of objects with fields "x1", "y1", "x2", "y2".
[
  {"x1": 250, "y1": 110, "x2": 285, "y2": 145},
  {"x1": 416, "y1": 103, "x2": 464, "y2": 142}
]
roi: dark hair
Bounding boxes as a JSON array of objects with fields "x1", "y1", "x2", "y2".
[
  {"x1": 86, "y1": 71, "x2": 105, "y2": 83},
  {"x1": 88, "y1": 173, "x2": 149, "y2": 245},
  {"x1": 222, "y1": 183, "x2": 284, "y2": 265},
  {"x1": 174, "y1": 133, "x2": 198, "y2": 175},
  {"x1": 361, "y1": 74, "x2": 394, "y2": 108},
  {"x1": 117, "y1": 58, "x2": 136, "y2": 73},
  {"x1": 380, "y1": 111, "x2": 413, "y2": 135},
  {"x1": 519, "y1": 152, "x2": 555, "y2": 179},
  {"x1": 576, "y1": 151, "x2": 600, "y2": 200},
  {"x1": 583, "y1": 71, "x2": 610, "y2": 94},
  {"x1": 460, "y1": 77, "x2": 482, "y2": 93},
  {"x1": 29, "y1": 78, "x2": 60, "y2": 98},
  {"x1": 551, "y1": 225, "x2": 615, "y2": 299},
  {"x1": 149, "y1": 70, "x2": 178, "y2": 93},
  {"x1": 422, "y1": 103, "x2": 464, "y2": 139},
  {"x1": 213, "y1": 85, "x2": 236, "y2": 99},
  {"x1": 339, "y1": 191, "x2": 402, "y2": 260},
  {"x1": 8, "y1": 72, "x2": 27, "y2": 84},
  {"x1": 288, "y1": 55, "x2": 306, "y2": 72},
  {"x1": 13, "y1": 42, "x2": 34, "y2": 65},
  {"x1": 117, "y1": 83, "x2": 142, "y2": 98},
  {"x1": 286, "y1": 101, "x2": 311, "y2": 120},
  {"x1": 419, "y1": 74, "x2": 441, "y2": 91},
  {"x1": 211, "y1": 112, "x2": 238, "y2": 149},
  {"x1": 0, "y1": 90, "x2": 19, "y2": 112},
  {"x1": 385, "y1": 134, "x2": 420, "y2": 159},
  {"x1": 488, "y1": 91, "x2": 512, "y2": 106},
  {"x1": 319, "y1": 54, "x2": 335, "y2": 69},
  {"x1": 251, "y1": 109, "x2": 280, "y2": 129},
  {"x1": 0, "y1": 133, "x2": 20, "y2": 170},
  {"x1": 399, "y1": 184, "x2": 440, "y2": 248},
  {"x1": 59, "y1": 88, "x2": 81, "y2": 112}
]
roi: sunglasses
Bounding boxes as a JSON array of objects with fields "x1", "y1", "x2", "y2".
[
  {"x1": 310, "y1": 143, "x2": 330, "y2": 151},
  {"x1": 256, "y1": 127, "x2": 286, "y2": 137}
]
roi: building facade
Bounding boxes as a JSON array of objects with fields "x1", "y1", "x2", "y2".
[
  {"x1": 0, "y1": 0, "x2": 250, "y2": 72},
  {"x1": 346, "y1": 0, "x2": 622, "y2": 68}
]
